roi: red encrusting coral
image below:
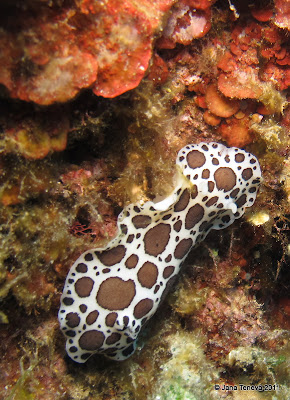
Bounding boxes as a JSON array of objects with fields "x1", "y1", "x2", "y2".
[
  {"x1": 173, "y1": 16, "x2": 290, "y2": 147},
  {"x1": 156, "y1": 0, "x2": 216, "y2": 49},
  {"x1": 274, "y1": 0, "x2": 290, "y2": 30},
  {"x1": 187, "y1": 0, "x2": 217, "y2": 10},
  {"x1": 218, "y1": 116, "x2": 254, "y2": 147},
  {"x1": 205, "y1": 84, "x2": 240, "y2": 118},
  {"x1": 147, "y1": 53, "x2": 169, "y2": 86},
  {"x1": 0, "y1": 0, "x2": 175, "y2": 104},
  {"x1": 251, "y1": 5, "x2": 273, "y2": 22},
  {"x1": 189, "y1": 79, "x2": 256, "y2": 147},
  {"x1": 217, "y1": 20, "x2": 290, "y2": 97},
  {"x1": 203, "y1": 110, "x2": 221, "y2": 126}
]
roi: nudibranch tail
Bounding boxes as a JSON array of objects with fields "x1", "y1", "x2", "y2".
[{"x1": 58, "y1": 142, "x2": 261, "y2": 363}]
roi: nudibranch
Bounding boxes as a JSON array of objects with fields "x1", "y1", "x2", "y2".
[{"x1": 59, "y1": 142, "x2": 261, "y2": 362}]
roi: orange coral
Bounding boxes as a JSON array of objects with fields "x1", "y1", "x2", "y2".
[
  {"x1": 274, "y1": 0, "x2": 290, "y2": 30},
  {"x1": 251, "y1": 5, "x2": 273, "y2": 22},
  {"x1": 261, "y1": 62, "x2": 290, "y2": 91},
  {"x1": 187, "y1": 0, "x2": 217, "y2": 10},
  {"x1": 194, "y1": 95, "x2": 207, "y2": 108},
  {"x1": 218, "y1": 116, "x2": 254, "y2": 147},
  {"x1": 217, "y1": 20, "x2": 290, "y2": 97},
  {"x1": 147, "y1": 53, "x2": 169, "y2": 86},
  {"x1": 203, "y1": 110, "x2": 221, "y2": 126},
  {"x1": 205, "y1": 84, "x2": 240, "y2": 118},
  {"x1": 156, "y1": 0, "x2": 213, "y2": 49}
]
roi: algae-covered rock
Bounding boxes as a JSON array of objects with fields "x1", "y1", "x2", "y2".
[{"x1": 0, "y1": 0, "x2": 289, "y2": 399}]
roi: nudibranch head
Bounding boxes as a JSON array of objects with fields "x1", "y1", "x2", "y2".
[{"x1": 58, "y1": 142, "x2": 261, "y2": 363}]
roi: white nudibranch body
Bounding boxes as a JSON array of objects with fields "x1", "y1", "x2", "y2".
[{"x1": 59, "y1": 142, "x2": 261, "y2": 362}]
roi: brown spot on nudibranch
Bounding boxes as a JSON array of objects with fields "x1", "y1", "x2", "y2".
[
  {"x1": 122, "y1": 344, "x2": 135, "y2": 357},
  {"x1": 79, "y1": 304, "x2": 87, "y2": 313},
  {"x1": 249, "y1": 186, "x2": 257, "y2": 193},
  {"x1": 105, "y1": 312, "x2": 118, "y2": 327},
  {"x1": 84, "y1": 253, "x2": 93, "y2": 261},
  {"x1": 214, "y1": 167, "x2": 236, "y2": 192},
  {"x1": 69, "y1": 346, "x2": 78, "y2": 353},
  {"x1": 242, "y1": 168, "x2": 253, "y2": 181},
  {"x1": 137, "y1": 262, "x2": 158, "y2": 288},
  {"x1": 127, "y1": 234, "x2": 134, "y2": 243},
  {"x1": 125, "y1": 254, "x2": 139, "y2": 269},
  {"x1": 235, "y1": 153, "x2": 245, "y2": 162},
  {"x1": 79, "y1": 330, "x2": 105, "y2": 350},
  {"x1": 106, "y1": 333, "x2": 121, "y2": 345},
  {"x1": 173, "y1": 220, "x2": 182, "y2": 232},
  {"x1": 66, "y1": 312, "x2": 80, "y2": 328},
  {"x1": 76, "y1": 263, "x2": 88, "y2": 273},
  {"x1": 144, "y1": 223, "x2": 171, "y2": 256},
  {"x1": 65, "y1": 330, "x2": 76, "y2": 337},
  {"x1": 222, "y1": 215, "x2": 231, "y2": 223},
  {"x1": 63, "y1": 297, "x2": 74, "y2": 306},
  {"x1": 97, "y1": 245, "x2": 126, "y2": 266},
  {"x1": 163, "y1": 266, "x2": 175, "y2": 279},
  {"x1": 230, "y1": 188, "x2": 240, "y2": 198},
  {"x1": 133, "y1": 298, "x2": 154, "y2": 319},
  {"x1": 96, "y1": 277, "x2": 136, "y2": 310},
  {"x1": 132, "y1": 215, "x2": 152, "y2": 229},
  {"x1": 174, "y1": 238, "x2": 193, "y2": 259},
  {"x1": 120, "y1": 224, "x2": 128, "y2": 234},
  {"x1": 202, "y1": 169, "x2": 210, "y2": 179},
  {"x1": 236, "y1": 194, "x2": 247, "y2": 208},
  {"x1": 174, "y1": 189, "x2": 190, "y2": 212},
  {"x1": 186, "y1": 150, "x2": 206, "y2": 169},
  {"x1": 185, "y1": 204, "x2": 204, "y2": 229},
  {"x1": 86, "y1": 310, "x2": 99, "y2": 325},
  {"x1": 208, "y1": 181, "x2": 215, "y2": 192},
  {"x1": 205, "y1": 196, "x2": 218, "y2": 207},
  {"x1": 75, "y1": 277, "x2": 94, "y2": 297}
]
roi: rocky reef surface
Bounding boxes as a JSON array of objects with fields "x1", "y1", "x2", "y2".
[{"x1": 0, "y1": 0, "x2": 289, "y2": 399}]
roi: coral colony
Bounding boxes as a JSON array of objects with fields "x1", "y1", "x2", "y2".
[{"x1": 59, "y1": 142, "x2": 261, "y2": 362}]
